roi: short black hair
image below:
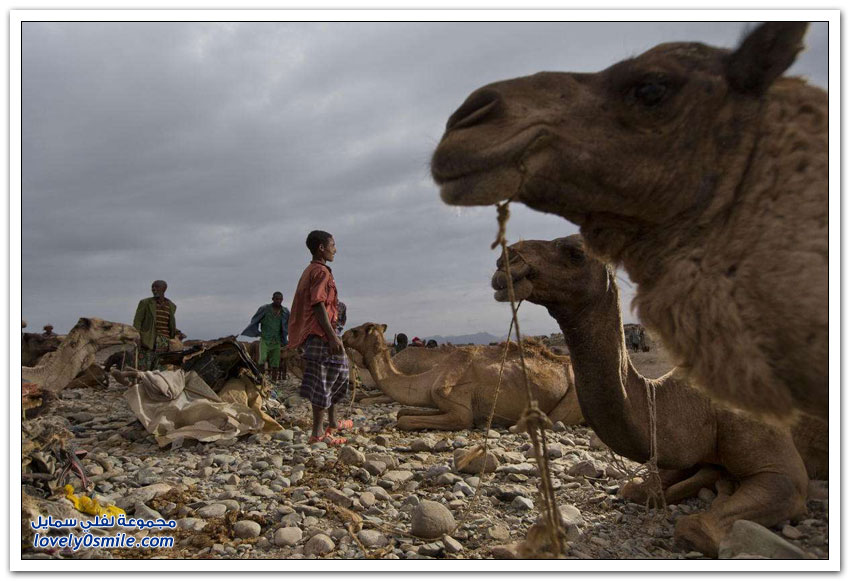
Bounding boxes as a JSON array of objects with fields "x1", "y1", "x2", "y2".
[
  {"x1": 272, "y1": 291, "x2": 283, "y2": 299},
  {"x1": 306, "y1": 230, "x2": 333, "y2": 255}
]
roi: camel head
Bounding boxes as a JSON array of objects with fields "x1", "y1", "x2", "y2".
[
  {"x1": 492, "y1": 235, "x2": 614, "y2": 313},
  {"x1": 70, "y1": 317, "x2": 139, "y2": 347},
  {"x1": 432, "y1": 23, "x2": 809, "y2": 258},
  {"x1": 342, "y1": 323, "x2": 389, "y2": 359}
]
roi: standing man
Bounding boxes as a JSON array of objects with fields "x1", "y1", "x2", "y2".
[
  {"x1": 241, "y1": 292, "x2": 290, "y2": 381},
  {"x1": 133, "y1": 280, "x2": 177, "y2": 371},
  {"x1": 287, "y1": 230, "x2": 351, "y2": 445}
]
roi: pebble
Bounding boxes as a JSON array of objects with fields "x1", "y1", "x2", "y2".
[
  {"x1": 357, "y1": 529, "x2": 388, "y2": 548},
  {"x1": 718, "y1": 520, "x2": 810, "y2": 559},
  {"x1": 411, "y1": 500, "x2": 456, "y2": 539},
  {"x1": 233, "y1": 520, "x2": 262, "y2": 538},
  {"x1": 274, "y1": 527, "x2": 303, "y2": 547},
  {"x1": 197, "y1": 503, "x2": 228, "y2": 518},
  {"x1": 453, "y1": 448, "x2": 499, "y2": 474},
  {"x1": 304, "y1": 534, "x2": 335, "y2": 556},
  {"x1": 511, "y1": 496, "x2": 534, "y2": 511},
  {"x1": 339, "y1": 446, "x2": 366, "y2": 466}
]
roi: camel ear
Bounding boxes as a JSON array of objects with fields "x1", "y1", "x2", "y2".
[
  {"x1": 726, "y1": 22, "x2": 808, "y2": 96},
  {"x1": 75, "y1": 317, "x2": 92, "y2": 330},
  {"x1": 381, "y1": 324, "x2": 388, "y2": 333}
]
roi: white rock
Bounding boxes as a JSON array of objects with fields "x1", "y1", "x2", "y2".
[
  {"x1": 357, "y1": 529, "x2": 388, "y2": 548},
  {"x1": 718, "y1": 520, "x2": 810, "y2": 559},
  {"x1": 304, "y1": 533, "x2": 336, "y2": 556},
  {"x1": 233, "y1": 520, "x2": 261, "y2": 539},
  {"x1": 274, "y1": 527, "x2": 303, "y2": 547},
  {"x1": 411, "y1": 500, "x2": 456, "y2": 539}
]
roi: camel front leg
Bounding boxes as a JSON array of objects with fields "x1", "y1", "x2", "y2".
[
  {"x1": 674, "y1": 469, "x2": 808, "y2": 557},
  {"x1": 396, "y1": 410, "x2": 472, "y2": 431},
  {"x1": 397, "y1": 407, "x2": 443, "y2": 418}
]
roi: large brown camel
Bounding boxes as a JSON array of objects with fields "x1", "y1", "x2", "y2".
[
  {"x1": 492, "y1": 235, "x2": 826, "y2": 556},
  {"x1": 342, "y1": 323, "x2": 582, "y2": 430},
  {"x1": 22, "y1": 318, "x2": 139, "y2": 393},
  {"x1": 432, "y1": 22, "x2": 828, "y2": 422},
  {"x1": 21, "y1": 333, "x2": 63, "y2": 367}
]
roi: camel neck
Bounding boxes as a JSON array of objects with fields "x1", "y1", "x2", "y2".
[
  {"x1": 548, "y1": 280, "x2": 651, "y2": 461},
  {"x1": 364, "y1": 345, "x2": 434, "y2": 408}
]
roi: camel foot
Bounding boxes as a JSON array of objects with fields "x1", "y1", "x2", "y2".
[
  {"x1": 397, "y1": 407, "x2": 442, "y2": 418},
  {"x1": 674, "y1": 513, "x2": 724, "y2": 558},
  {"x1": 396, "y1": 412, "x2": 471, "y2": 431}
]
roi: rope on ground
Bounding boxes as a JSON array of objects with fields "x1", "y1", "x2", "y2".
[
  {"x1": 642, "y1": 381, "x2": 668, "y2": 513},
  {"x1": 492, "y1": 201, "x2": 566, "y2": 557},
  {"x1": 450, "y1": 311, "x2": 518, "y2": 535}
]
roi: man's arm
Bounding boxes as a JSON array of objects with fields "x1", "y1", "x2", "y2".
[
  {"x1": 312, "y1": 303, "x2": 343, "y2": 355},
  {"x1": 133, "y1": 300, "x2": 145, "y2": 331},
  {"x1": 281, "y1": 308, "x2": 290, "y2": 346}
]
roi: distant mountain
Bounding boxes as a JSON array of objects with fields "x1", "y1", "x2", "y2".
[{"x1": 422, "y1": 332, "x2": 504, "y2": 345}]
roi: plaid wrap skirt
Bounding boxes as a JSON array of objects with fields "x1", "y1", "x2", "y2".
[{"x1": 299, "y1": 334, "x2": 349, "y2": 409}]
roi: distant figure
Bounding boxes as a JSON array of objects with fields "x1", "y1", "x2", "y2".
[
  {"x1": 426, "y1": 339, "x2": 438, "y2": 349},
  {"x1": 241, "y1": 291, "x2": 290, "y2": 382},
  {"x1": 411, "y1": 336, "x2": 424, "y2": 347},
  {"x1": 394, "y1": 333, "x2": 409, "y2": 354},
  {"x1": 42, "y1": 325, "x2": 55, "y2": 337},
  {"x1": 288, "y1": 230, "x2": 350, "y2": 445},
  {"x1": 133, "y1": 279, "x2": 177, "y2": 371}
]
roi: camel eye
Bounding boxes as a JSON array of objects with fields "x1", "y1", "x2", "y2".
[{"x1": 632, "y1": 81, "x2": 668, "y2": 107}]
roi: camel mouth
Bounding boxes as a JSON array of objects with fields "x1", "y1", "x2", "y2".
[
  {"x1": 493, "y1": 278, "x2": 534, "y2": 303},
  {"x1": 433, "y1": 127, "x2": 549, "y2": 207}
]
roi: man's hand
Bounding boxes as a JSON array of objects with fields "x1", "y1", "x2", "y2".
[{"x1": 329, "y1": 335, "x2": 345, "y2": 356}]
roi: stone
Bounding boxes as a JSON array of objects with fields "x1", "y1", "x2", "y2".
[
  {"x1": 339, "y1": 446, "x2": 366, "y2": 466},
  {"x1": 419, "y1": 541, "x2": 444, "y2": 557},
  {"x1": 304, "y1": 533, "x2": 335, "y2": 556},
  {"x1": 697, "y1": 488, "x2": 716, "y2": 503},
  {"x1": 357, "y1": 529, "x2": 388, "y2": 548},
  {"x1": 718, "y1": 520, "x2": 811, "y2": 559},
  {"x1": 588, "y1": 432, "x2": 607, "y2": 450},
  {"x1": 496, "y1": 463, "x2": 536, "y2": 476},
  {"x1": 274, "y1": 526, "x2": 303, "y2": 547},
  {"x1": 782, "y1": 525, "x2": 804, "y2": 540},
  {"x1": 364, "y1": 460, "x2": 387, "y2": 476},
  {"x1": 443, "y1": 535, "x2": 463, "y2": 554},
  {"x1": 133, "y1": 503, "x2": 163, "y2": 521},
  {"x1": 384, "y1": 470, "x2": 414, "y2": 484},
  {"x1": 512, "y1": 496, "x2": 534, "y2": 511},
  {"x1": 233, "y1": 520, "x2": 262, "y2": 539},
  {"x1": 197, "y1": 503, "x2": 228, "y2": 519},
  {"x1": 410, "y1": 438, "x2": 433, "y2": 452},
  {"x1": 359, "y1": 491, "x2": 377, "y2": 508},
  {"x1": 115, "y1": 483, "x2": 173, "y2": 510},
  {"x1": 488, "y1": 525, "x2": 510, "y2": 541},
  {"x1": 453, "y1": 448, "x2": 499, "y2": 474},
  {"x1": 567, "y1": 460, "x2": 599, "y2": 478},
  {"x1": 324, "y1": 487, "x2": 353, "y2": 508},
  {"x1": 411, "y1": 500, "x2": 456, "y2": 539},
  {"x1": 552, "y1": 421, "x2": 567, "y2": 433},
  {"x1": 176, "y1": 517, "x2": 207, "y2": 532}
]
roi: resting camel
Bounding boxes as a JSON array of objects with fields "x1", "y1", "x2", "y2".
[
  {"x1": 432, "y1": 22, "x2": 828, "y2": 422},
  {"x1": 21, "y1": 332, "x2": 62, "y2": 367},
  {"x1": 342, "y1": 323, "x2": 582, "y2": 430},
  {"x1": 22, "y1": 318, "x2": 139, "y2": 393},
  {"x1": 492, "y1": 235, "x2": 827, "y2": 556}
]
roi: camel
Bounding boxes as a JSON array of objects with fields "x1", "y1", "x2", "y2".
[
  {"x1": 432, "y1": 22, "x2": 828, "y2": 422},
  {"x1": 491, "y1": 235, "x2": 827, "y2": 556},
  {"x1": 21, "y1": 332, "x2": 62, "y2": 366},
  {"x1": 341, "y1": 323, "x2": 582, "y2": 430},
  {"x1": 22, "y1": 318, "x2": 139, "y2": 393}
]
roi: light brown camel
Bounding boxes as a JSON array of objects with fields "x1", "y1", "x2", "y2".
[
  {"x1": 492, "y1": 235, "x2": 826, "y2": 555},
  {"x1": 432, "y1": 22, "x2": 827, "y2": 422},
  {"x1": 342, "y1": 323, "x2": 582, "y2": 430},
  {"x1": 22, "y1": 318, "x2": 139, "y2": 393},
  {"x1": 21, "y1": 332, "x2": 62, "y2": 367}
]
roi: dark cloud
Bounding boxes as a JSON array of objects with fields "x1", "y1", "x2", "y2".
[{"x1": 20, "y1": 21, "x2": 828, "y2": 339}]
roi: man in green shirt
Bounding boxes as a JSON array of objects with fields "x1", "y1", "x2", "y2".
[
  {"x1": 133, "y1": 280, "x2": 177, "y2": 371},
  {"x1": 240, "y1": 292, "x2": 290, "y2": 381}
]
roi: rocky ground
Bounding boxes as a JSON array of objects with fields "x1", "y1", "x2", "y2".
[{"x1": 21, "y1": 348, "x2": 828, "y2": 561}]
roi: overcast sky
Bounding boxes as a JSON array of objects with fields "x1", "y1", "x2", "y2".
[{"x1": 20, "y1": 20, "x2": 828, "y2": 340}]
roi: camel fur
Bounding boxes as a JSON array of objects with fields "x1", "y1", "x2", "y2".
[
  {"x1": 342, "y1": 323, "x2": 582, "y2": 430},
  {"x1": 432, "y1": 22, "x2": 827, "y2": 422},
  {"x1": 22, "y1": 318, "x2": 139, "y2": 393},
  {"x1": 492, "y1": 235, "x2": 826, "y2": 555}
]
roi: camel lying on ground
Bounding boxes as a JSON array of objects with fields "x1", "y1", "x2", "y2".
[
  {"x1": 22, "y1": 333, "x2": 63, "y2": 367},
  {"x1": 432, "y1": 22, "x2": 827, "y2": 422},
  {"x1": 342, "y1": 323, "x2": 582, "y2": 430},
  {"x1": 492, "y1": 235, "x2": 827, "y2": 556},
  {"x1": 22, "y1": 318, "x2": 139, "y2": 393}
]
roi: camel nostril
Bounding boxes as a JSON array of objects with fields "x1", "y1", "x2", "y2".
[{"x1": 446, "y1": 88, "x2": 502, "y2": 131}]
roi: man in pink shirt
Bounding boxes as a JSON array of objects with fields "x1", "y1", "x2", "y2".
[{"x1": 288, "y1": 230, "x2": 351, "y2": 444}]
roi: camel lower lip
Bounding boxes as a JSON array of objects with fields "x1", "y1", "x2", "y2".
[{"x1": 438, "y1": 168, "x2": 518, "y2": 207}]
